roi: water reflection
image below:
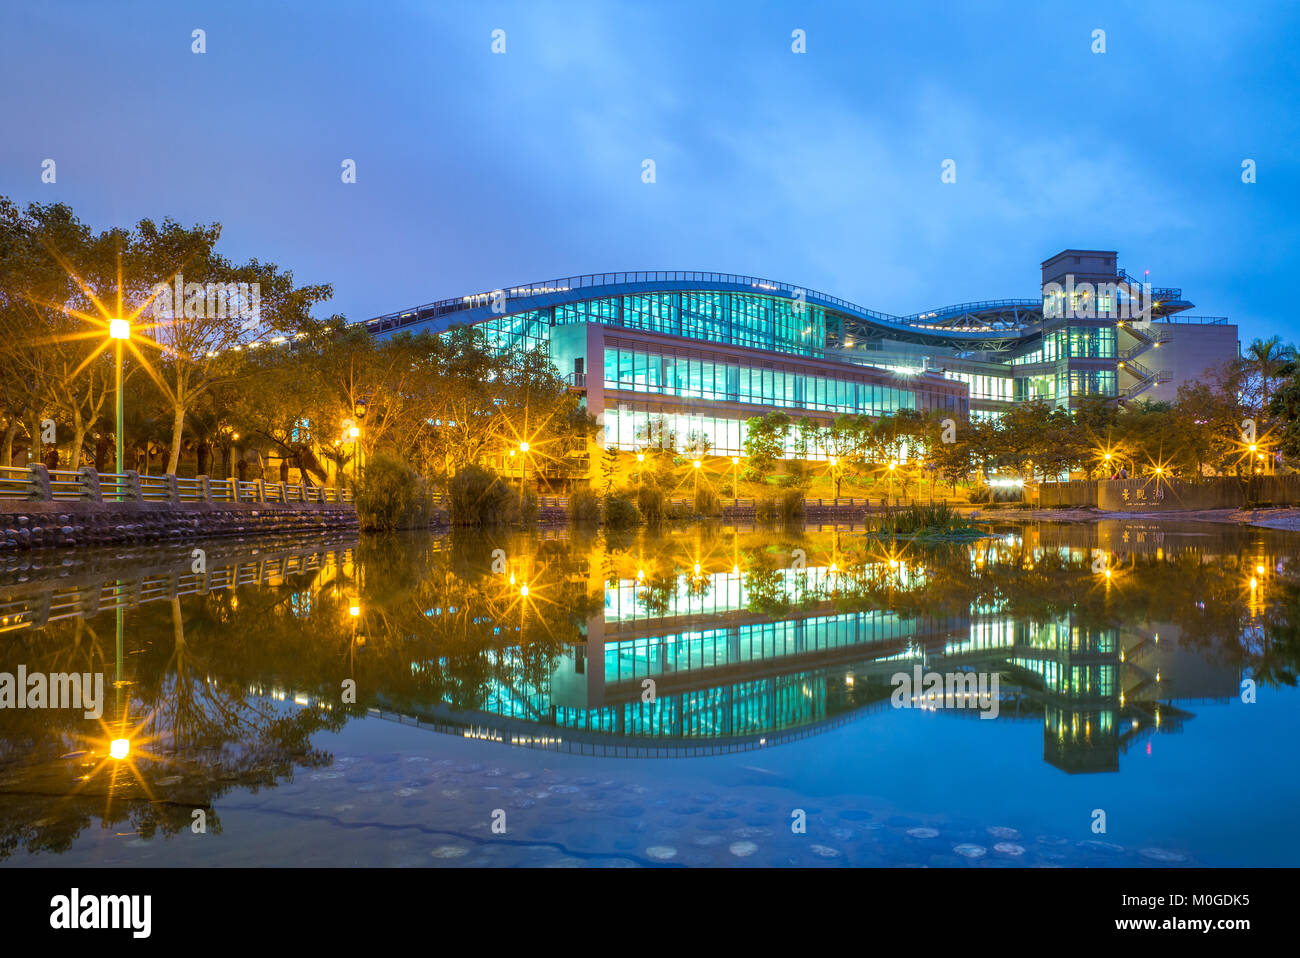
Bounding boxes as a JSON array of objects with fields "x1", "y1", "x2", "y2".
[{"x1": 1, "y1": 520, "x2": 1298, "y2": 859}]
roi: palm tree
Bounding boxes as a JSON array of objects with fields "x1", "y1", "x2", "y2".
[{"x1": 1245, "y1": 336, "x2": 1295, "y2": 411}]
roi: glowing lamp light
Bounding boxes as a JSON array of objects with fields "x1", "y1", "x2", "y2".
[
  {"x1": 692, "y1": 460, "x2": 701, "y2": 469},
  {"x1": 732, "y1": 456, "x2": 740, "y2": 465},
  {"x1": 109, "y1": 738, "x2": 130, "y2": 760},
  {"x1": 1249, "y1": 444, "x2": 1257, "y2": 452},
  {"x1": 519, "y1": 584, "x2": 529, "y2": 597},
  {"x1": 348, "y1": 604, "x2": 360, "y2": 617},
  {"x1": 109, "y1": 318, "x2": 130, "y2": 340},
  {"x1": 732, "y1": 564, "x2": 739, "y2": 575},
  {"x1": 693, "y1": 562, "x2": 701, "y2": 575},
  {"x1": 636, "y1": 453, "x2": 645, "y2": 462},
  {"x1": 1256, "y1": 564, "x2": 1266, "y2": 575},
  {"x1": 348, "y1": 426, "x2": 360, "y2": 439},
  {"x1": 1250, "y1": 577, "x2": 1258, "y2": 591},
  {"x1": 1104, "y1": 569, "x2": 1112, "y2": 579},
  {"x1": 519, "y1": 442, "x2": 530, "y2": 453}
]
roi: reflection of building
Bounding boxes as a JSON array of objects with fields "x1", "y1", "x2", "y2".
[{"x1": 360, "y1": 251, "x2": 1237, "y2": 452}]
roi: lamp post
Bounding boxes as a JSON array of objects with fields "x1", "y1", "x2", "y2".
[
  {"x1": 109, "y1": 318, "x2": 130, "y2": 474},
  {"x1": 519, "y1": 441, "x2": 529, "y2": 508},
  {"x1": 692, "y1": 457, "x2": 701, "y2": 503},
  {"x1": 347, "y1": 423, "x2": 361, "y2": 484},
  {"x1": 636, "y1": 451, "x2": 645, "y2": 484},
  {"x1": 732, "y1": 455, "x2": 740, "y2": 507}
]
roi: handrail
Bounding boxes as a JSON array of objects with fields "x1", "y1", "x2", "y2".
[{"x1": 0, "y1": 465, "x2": 354, "y2": 506}]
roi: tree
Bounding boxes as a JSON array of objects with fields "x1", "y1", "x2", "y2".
[
  {"x1": 1244, "y1": 336, "x2": 1295, "y2": 413},
  {"x1": 742, "y1": 412, "x2": 790, "y2": 481}
]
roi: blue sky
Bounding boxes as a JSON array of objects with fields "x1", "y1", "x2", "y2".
[{"x1": 2, "y1": 0, "x2": 1296, "y2": 345}]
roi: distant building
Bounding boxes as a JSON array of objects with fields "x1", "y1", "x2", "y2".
[{"x1": 360, "y1": 250, "x2": 1238, "y2": 454}]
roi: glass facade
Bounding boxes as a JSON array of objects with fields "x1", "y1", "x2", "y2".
[
  {"x1": 941, "y1": 370, "x2": 1014, "y2": 402},
  {"x1": 602, "y1": 344, "x2": 916, "y2": 415},
  {"x1": 555, "y1": 291, "x2": 826, "y2": 357}
]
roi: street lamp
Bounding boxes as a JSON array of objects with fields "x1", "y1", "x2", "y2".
[
  {"x1": 109, "y1": 319, "x2": 130, "y2": 474},
  {"x1": 692, "y1": 457, "x2": 701, "y2": 502},
  {"x1": 732, "y1": 455, "x2": 740, "y2": 506},
  {"x1": 518, "y1": 441, "x2": 530, "y2": 507}
]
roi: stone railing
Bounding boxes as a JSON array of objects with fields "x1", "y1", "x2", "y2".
[{"x1": 0, "y1": 464, "x2": 352, "y2": 506}]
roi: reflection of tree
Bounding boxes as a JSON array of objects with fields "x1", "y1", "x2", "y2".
[{"x1": 5, "y1": 521, "x2": 1300, "y2": 861}]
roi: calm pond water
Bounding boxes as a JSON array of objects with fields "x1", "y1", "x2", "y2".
[{"x1": 2, "y1": 519, "x2": 1298, "y2": 868}]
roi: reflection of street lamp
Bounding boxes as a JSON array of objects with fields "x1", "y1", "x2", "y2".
[
  {"x1": 636, "y1": 451, "x2": 645, "y2": 484},
  {"x1": 109, "y1": 318, "x2": 130, "y2": 474},
  {"x1": 110, "y1": 738, "x2": 130, "y2": 760}
]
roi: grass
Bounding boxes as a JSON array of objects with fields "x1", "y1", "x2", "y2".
[{"x1": 867, "y1": 502, "x2": 985, "y2": 539}]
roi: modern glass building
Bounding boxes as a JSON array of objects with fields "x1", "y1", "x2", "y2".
[{"x1": 360, "y1": 249, "x2": 1237, "y2": 452}]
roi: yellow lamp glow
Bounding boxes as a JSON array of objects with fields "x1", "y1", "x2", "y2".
[
  {"x1": 693, "y1": 460, "x2": 700, "y2": 469},
  {"x1": 110, "y1": 738, "x2": 130, "y2": 760},
  {"x1": 109, "y1": 318, "x2": 130, "y2": 340},
  {"x1": 348, "y1": 426, "x2": 360, "y2": 439},
  {"x1": 519, "y1": 584, "x2": 528, "y2": 597},
  {"x1": 519, "y1": 442, "x2": 529, "y2": 453},
  {"x1": 349, "y1": 605, "x2": 360, "y2": 617},
  {"x1": 732, "y1": 456, "x2": 740, "y2": 464}
]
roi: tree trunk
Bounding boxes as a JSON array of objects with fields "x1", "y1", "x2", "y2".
[
  {"x1": 1, "y1": 420, "x2": 18, "y2": 467},
  {"x1": 167, "y1": 405, "x2": 185, "y2": 474},
  {"x1": 197, "y1": 442, "x2": 210, "y2": 477}
]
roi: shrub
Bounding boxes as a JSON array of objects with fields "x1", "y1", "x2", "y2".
[
  {"x1": 354, "y1": 455, "x2": 431, "y2": 531},
  {"x1": 755, "y1": 497, "x2": 779, "y2": 522},
  {"x1": 968, "y1": 482, "x2": 991, "y2": 504},
  {"x1": 635, "y1": 484, "x2": 667, "y2": 523},
  {"x1": 774, "y1": 472, "x2": 802, "y2": 488},
  {"x1": 448, "y1": 463, "x2": 518, "y2": 526},
  {"x1": 779, "y1": 487, "x2": 805, "y2": 521},
  {"x1": 519, "y1": 486, "x2": 539, "y2": 524},
  {"x1": 603, "y1": 492, "x2": 642, "y2": 528},
  {"x1": 694, "y1": 484, "x2": 721, "y2": 516},
  {"x1": 569, "y1": 485, "x2": 601, "y2": 523}
]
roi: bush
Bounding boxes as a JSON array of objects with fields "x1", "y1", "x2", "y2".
[
  {"x1": 694, "y1": 484, "x2": 721, "y2": 516},
  {"x1": 635, "y1": 484, "x2": 668, "y2": 523},
  {"x1": 968, "y1": 482, "x2": 991, "y2": 504},
  {"x1": 754, "y1": 489, "x2": 804, "y2": 523},
  {"x1": 569, "y1": 485, "x2": 601, "y2": 523},
  {"x1": 774, "y1": 472, "x2": 802, "y2": 488},
  {"x1": 354, "y1": 455, "x2": 431, "y2": 531},
  {"x1": 448, "y1": 464, "x2": 519, "y2": 526},
  {"x1": 519, "y1": 486, "x2": 539, "y2": 524},
  {"x1": 603, "y1": 492, "x2": 642, "y2": 528},
  {"x1": 779, "y1": 487, "x2": 805, "y2": 521}
]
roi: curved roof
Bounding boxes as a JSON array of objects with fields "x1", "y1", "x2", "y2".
[{"x1": 361, "y1": 270, "x2": 1046, "y2": 348}]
